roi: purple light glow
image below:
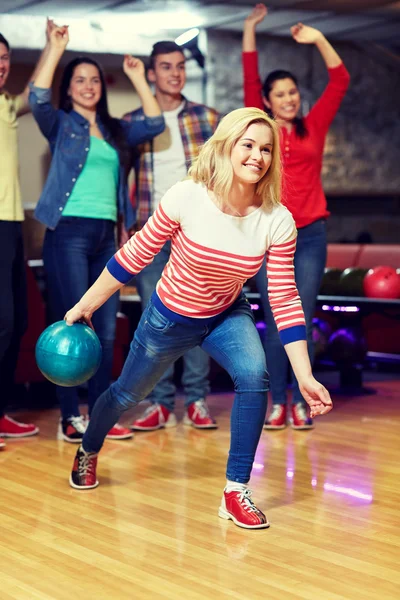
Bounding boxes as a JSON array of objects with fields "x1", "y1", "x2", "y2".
[
  {"x1": 311, "y1": 478, "x2": 317, "y2": 487},
  {"x1": 321, "y1": 304, "x2": 360, "y2": 313},
  {"x1": 255, "y1": 321, "x2": 267, "y2": 330},
  {"x1": 250, "y1": 303, "x2": 260, "y2": 311},
  {"x1": 324, "y1": 482, "x2": 372, "y2": 502},
  {"x1": 252, "y1": 462, "x2": 265, "y2": 471},
  {"x1": 286, "y1": 470, "x2": 294, "y2": 479}
]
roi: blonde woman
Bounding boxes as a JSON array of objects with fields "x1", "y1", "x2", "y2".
[{"x1": 65, "y1": 108, "x2": 332, "y2": 530}]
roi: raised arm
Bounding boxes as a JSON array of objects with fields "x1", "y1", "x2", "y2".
[
  {"x1": 242, "y1": 3, "x2": 267, "y2": 53},
  {"x1": 123, "y1": 55, "x2": 161, "y2": 118},
  {"x1": 242, "y1": 4, "x2": 267, "y2": 110},
  {"x1": 17, "y1": 18, "x2": 55, "y2": 116},
  {"x1": 34, "y1": 24, "x2": 69, "y2": 88},
  {"x1": 290, "y1": 22, "x2": 343, "y2": 69},
  {"x1": 28, "y1": 24, "x2": 69, "y2": 141},
  {"x1": 118, "y1": 55, "x2": 165, "y2": 146},
  {"x1": 291, "y1": 23, "x2": 350, "y2": 131}
]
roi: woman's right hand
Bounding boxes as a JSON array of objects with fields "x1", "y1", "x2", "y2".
[
  {"x1": 64, "y1": 303, "x2": 94, "y2": 330},
  {"x1": 245, "y1": 3, "x2": 268, "y2": 28},
  {"x1": 49, "y1": 24, "x2": 69, "y2": 51}
]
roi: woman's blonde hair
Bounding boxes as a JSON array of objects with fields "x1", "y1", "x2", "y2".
[{"x1": 189, "y1": 107, "x2": 281, "y2": 208}]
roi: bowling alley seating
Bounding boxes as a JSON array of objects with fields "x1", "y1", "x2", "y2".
[
  {"x1": 326, "y1": 243, "x2": 400, "y2": 271},
  {"x1": 323, "y1": 243, "x2": 400, "y2": 357}
]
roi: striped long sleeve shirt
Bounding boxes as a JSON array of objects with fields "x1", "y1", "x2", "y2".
[{"x1": 108, "y1": 180, "x2": 306, "y2": 345}]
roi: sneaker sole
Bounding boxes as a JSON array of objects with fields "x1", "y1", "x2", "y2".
[
  {"x1": 106, "y1": 432, "x2": 134, "y2": 440},
  {"x1": 263, "y1": 424, "x2": 287, "y2": 430},
  {"x1": 290, "y1": 424, "x2": 315, "y2": 430},
  {"x1": 0, "y1": 427, "x2": 39, "y2": 438},
  {"x1": 58, "y1": 434, "x2": 84, "y2": 443},
  {"x1": 182, "y1": 416, "x2": 218, "y2": 429},
  {"x1": 69, "y1": 475, "x2": 99, "y2": 490},
  {"x1": 218, "y1": 506, "x2": 270, "y2": 530},
  {"x1": 0, "y1": 442, "x2": 5, "y2": 449}
]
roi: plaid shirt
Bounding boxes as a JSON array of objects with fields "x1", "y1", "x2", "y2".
[{"x1": 124, "y1": 97, "x2": 220, "y2": 228}]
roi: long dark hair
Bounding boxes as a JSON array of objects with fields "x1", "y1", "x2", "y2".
[
  {"x1": 59, "y1": 57, "x2": 131, "y2": 167},
  {"x1": 0, "y1": 33, "x2": 10, "y2": 51},
  {"x1": 262, "y1": 69, "x2": 308, "y2": 138}
]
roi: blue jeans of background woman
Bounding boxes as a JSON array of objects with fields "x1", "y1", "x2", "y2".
[
  {"x1": 83, "y1": 293, "x2": 269, "y2": 483},
  {"x1": 255, "y1": 218, "x2": 327, "y2": 407},
  {"x1": 135, "y1": 240, "x2": 210, "y2": 410},
  {"x1": 43, "y1": 217, "x2": 118, "y2": 419}
]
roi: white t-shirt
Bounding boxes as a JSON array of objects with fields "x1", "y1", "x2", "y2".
[{"x1": 150, "y1": 101, "x2": 187, "y2": 212}]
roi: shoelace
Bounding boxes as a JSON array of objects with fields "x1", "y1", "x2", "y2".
[
  {"x1": 269, "y1": 405, "x2": 284, "y2": 421},
  {"x1": 70, "y1": 416, "x2": 87, "y2": 434},
  {"x1": 294, "y1": 403, "x2": 307, "y2": 421},
  {"x1": 235, "y1": 488, "x2": 260, "y2": 513},
  {"x1": 194, "y1": 399, "x2": 210, "y2": 419},
  {"x1": 141, "y1": 404, "x2": 161, "y2": 418},
  {"x1": 78, "y1": 451, "x2": 97, "y2": 477}
]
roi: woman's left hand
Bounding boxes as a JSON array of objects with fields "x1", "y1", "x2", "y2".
[
  {"x1": 290, "y1": 23, "x2": 323, "y2": 45},
  {"x1": 298, "y1": 376, "x2": 333, "y2": 418},
  {"x1": 64, "y1": 304, "x2": 94, "y2": 330},
  {"x1": 123, "y1": 55, "x2": 145, "y2": 81}
]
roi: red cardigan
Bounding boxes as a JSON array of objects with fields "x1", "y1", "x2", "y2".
[{"x1": 242, "y1": 51, "x2": 350, "y2": 229}]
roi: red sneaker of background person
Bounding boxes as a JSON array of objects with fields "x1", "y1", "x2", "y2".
[
  {"x1": 183, "y1": 399, "x2": 218, "y2": 429},
  {"x1": 0, "y1": 415, "x2": 39, "y2": 438}
]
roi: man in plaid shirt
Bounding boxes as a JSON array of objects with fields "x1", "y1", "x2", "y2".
[{"x1": 124, "y1": 41, "x2": 220, "y2": 432}]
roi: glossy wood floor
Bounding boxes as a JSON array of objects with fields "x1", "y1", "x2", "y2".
[{"x1": 1, "y1": 378, "x2": 400, "y2": 600}]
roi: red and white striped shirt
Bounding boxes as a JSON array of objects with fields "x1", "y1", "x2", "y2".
[{"x1": 108, "y1": 180, "x2": 306, "y2": 341}]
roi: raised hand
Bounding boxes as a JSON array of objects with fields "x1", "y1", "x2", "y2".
[
  {"x1": 123, "y1": 55, "x2": 145, "y2": 81},
  {"x1": 298, "y1": 376, "x2": 333, "y2": 418},
  {"x1": 49, "y1": 24, "x2": 69, "y2": 51},
  {"x1": 290, "y1": 23, "x2": 323, "y2": 45},
  {"x1": 245, "y1": 3, "x2": 268, "y2": 27},
  {"x1": 46, "y1": 17, "x2": 56, "y2": 42}
]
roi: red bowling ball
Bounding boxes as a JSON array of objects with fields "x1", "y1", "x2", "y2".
[{"x1": 363, "y1": 265, "x2": 400, "y2": 299}]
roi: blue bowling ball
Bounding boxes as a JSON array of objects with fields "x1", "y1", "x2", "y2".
[{"x1": 35, "y1": 321, "x2": 102, "y2": 387}]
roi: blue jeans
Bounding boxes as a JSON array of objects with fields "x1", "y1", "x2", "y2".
[
  {"x1": 255, "y1": 219, "x2": 327, "y2": 406},
  {"x1": 43, "y1": 217, "x2": 119, "y2": 419},
  {"x1": 83, "y1": 293, "x2": 269, "y2": 483},
  {"x1": 135, "y1": 241, "x2": 210, "y2": 410}
]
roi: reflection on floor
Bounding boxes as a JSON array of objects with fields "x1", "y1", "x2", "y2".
[{"x1": 1, "y1": 377, "x2": 399, "y2": 599}]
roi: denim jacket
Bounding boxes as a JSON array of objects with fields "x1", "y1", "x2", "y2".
[{"x1": 29, "y1": 84, "x2": 165, "y2": 230}]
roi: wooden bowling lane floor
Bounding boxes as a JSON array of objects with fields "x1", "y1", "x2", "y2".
[{"x1": 1, "y1": 380, "x2": 400, "y2": 600}]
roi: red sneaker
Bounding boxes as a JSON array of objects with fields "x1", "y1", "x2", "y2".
[
  {"x1": 219, "y1": 487, "x2": 270, "y2": 529},
  {"x1": 183, "y1": 399, "x2": 218, "y2": 429},
  {"x1": 290, "y1": 403, "x2": 314, "y2": 430},
  {"x1": 106, "y1": 423, "x2": 133, "y2": 440},
  {"x1": 131, "y1": 403, "x2": 177, "y2": 431},
  {"x1": 57, "y1": 415, "x2": 87, "y2": 443},
  {"x1": 0, "y1": 437, "x2": 5, "y2": 449},
  {"x1": 69, "y1": 446, "x2": 99, "y2": 490},
  {"x1": 264, "y1": 404, "x2": 287, "y2": 430},
  {"x1": 0, "y1": 415, "x2": 39, "y2": 438}
]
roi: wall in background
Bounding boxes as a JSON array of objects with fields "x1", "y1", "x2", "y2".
[{"x1": 207, "y1": 30, "x2": 400, "y2": 243}]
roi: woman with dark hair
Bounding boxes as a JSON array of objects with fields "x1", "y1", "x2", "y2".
[
  {"x1": 242, "y1": 4, "x2": 350, "y2": 430},
  {"x1": 29, "y1": 24, "x2": 165, "y2": 442}
]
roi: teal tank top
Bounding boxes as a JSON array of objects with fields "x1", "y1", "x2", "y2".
[{"x1": 62, "y1": 136, "x2": 119, "y2": 221}]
